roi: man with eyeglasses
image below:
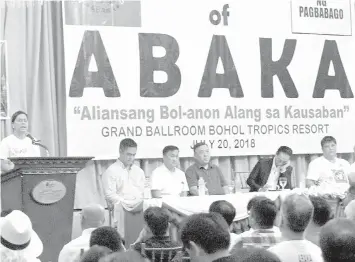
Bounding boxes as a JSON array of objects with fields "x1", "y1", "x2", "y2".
[{"x1": 247, "y1": 146, "x2": 294, "y2": 192}]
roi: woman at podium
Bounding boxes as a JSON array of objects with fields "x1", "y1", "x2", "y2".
[{"x1": 0, "y1": 111, "x2": 41, "y2": 158}]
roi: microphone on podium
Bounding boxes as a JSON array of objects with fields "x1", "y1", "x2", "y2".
[
  {"x1": 26, "y1": 133, "x2": 50, "y2": 156},
  {"x1": 26, "y1": 133, "x2": 40, "y2": 143}
]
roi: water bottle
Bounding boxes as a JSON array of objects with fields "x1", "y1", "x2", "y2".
[{"x1": 198, "y1": 177, "x2": 206, "y2": 196}]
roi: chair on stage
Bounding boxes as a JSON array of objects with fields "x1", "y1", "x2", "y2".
[{"x1": 233, "y1": 171, "x2": 250, "y2": 192}]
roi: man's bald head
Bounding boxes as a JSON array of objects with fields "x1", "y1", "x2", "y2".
[
  {"x1": 81, "y1": 204, "x2": 105, "y2": 229},
  {"x1": 320, "y1": 218, "x2": 355, "y2": 262},
  {"x1": 281, "y1": 193, "x2": 314, "y2": 233},
  {"x1": 345, "y1": 200, "x2": 355, "y2": 221}
]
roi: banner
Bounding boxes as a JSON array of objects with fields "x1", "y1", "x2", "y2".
[{"x1": 63, "y1": 0, "x2": 355, "y2": 158}]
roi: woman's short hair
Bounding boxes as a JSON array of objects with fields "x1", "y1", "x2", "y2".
[{"x1": 11, "y1": 111, "x2": 27, "y2": 123}]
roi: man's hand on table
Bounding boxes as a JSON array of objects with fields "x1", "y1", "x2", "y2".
[
  {"x1": 258, "y1": 185, "x2": 272, "y2": 192},
  {"x1": 306, "y1": 179, "x2": 320, "y2": 188}
]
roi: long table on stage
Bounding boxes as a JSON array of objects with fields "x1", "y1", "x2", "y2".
[{"x1": 122, "y1": 190, "x2": 346, "y2": 246}]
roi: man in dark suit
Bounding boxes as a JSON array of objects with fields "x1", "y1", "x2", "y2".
[{"x1": 247, "y1": 146, "x2": 294, "y2": 192}]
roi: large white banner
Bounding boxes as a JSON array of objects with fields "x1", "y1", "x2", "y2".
[{"x1": 63, "y1": 0, "x2": 355, "y2": 158}]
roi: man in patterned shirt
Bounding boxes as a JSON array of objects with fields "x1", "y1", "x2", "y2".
[{"x1": 237, "y1": 198, "x2": 281, "y2": 248}]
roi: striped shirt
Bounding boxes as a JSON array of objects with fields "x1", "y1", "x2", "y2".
[{"x1": 240, "y1": 227, "x2": 282, "y2": 248}]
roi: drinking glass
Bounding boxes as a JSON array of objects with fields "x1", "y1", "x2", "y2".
[{"x1": 279, "y1": 177, "x2": 288, "y2": 190}]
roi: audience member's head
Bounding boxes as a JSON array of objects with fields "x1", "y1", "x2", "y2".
[
  {"x1": 143, "y1": 207, "x2": 170, "y2": 237},
  {"x1": 81, "y1": 204, "x2": 106, "y2": 230},
  {"x1": 230, "y1": 247, "x2": 281, "y2": 262},
  {"x1": 80, "y1": 245, "x2": 112, "y2": 262},
  {"x1": 321, "y1": 136, "x2": 337, "y2": 159},
  {"x1": 247, "y1": 196, "x2": 269, "y2": 212},
  {"x1": 180, "y1": 213, "x2": 230, "y2": 261},
  {"x1": 280, "y1": 194, "x2": 314, "y2": 235},
  {"x1": 345, "y1": 200, "x2": 355, "y2": 221},
  {"x1": 119, "y1": 138, "x2": 137, "y2": 166},
  {"x1": 163, "y1": 145, "x2": 180, "y2": 170},
  {"x1": 90, "y1": 227, "x2": 124, "y2": 252},
  {"x1": 320, "y1": 218, "x2": 355, "y2": 262},
  {"x1": 209, "y1": 200, "x2": 236, "y2": 227},
  {"x1": 249, "y1": 198, "x2": 277, "y2": 230},
  {"x1": 193, "y1": 142, "x2": 210, "y2": 165},
  {"x1": 99, "y1": 250, "x2": 148, "y2": 262},
  {"x1": 275, "y1": 146, "x2": 292, "y2": 167},
  {"x1": 308, "y1": 196, "x2": 333, "y2": 227}
]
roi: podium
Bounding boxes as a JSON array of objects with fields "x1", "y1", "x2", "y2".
[{"x1": 1, "y1": 157, "x2": 92, "y2": 262}]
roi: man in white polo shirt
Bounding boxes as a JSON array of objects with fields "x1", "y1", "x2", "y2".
[
  {"x1": 102, "y1": 138, "x2": 145, "y2": 238},
  {"x1": 151, "y1": 145, "x2": 189, "y2": 197},
  {"x1": 306, "y1": 136, "x2": 350, "y2": 193}
]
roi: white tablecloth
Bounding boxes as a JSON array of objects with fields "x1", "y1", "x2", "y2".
[{"x1": 144, "y1": 190, "x2": 291, "y2": 221}]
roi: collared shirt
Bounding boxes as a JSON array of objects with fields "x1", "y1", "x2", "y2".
[
  {"x1": 239, "y1": 227, "x2": 282, "y2": 248},
  {"x1": 151, "y1": 164, "x2": 189, "y2": 196},
  {"x1": 307, "y1": 156, "x2": 350, "y2": 192},
  {"x1": 58, "y1": 228, "x2": 96, "y2": 262},
  {"x1": 185, "y1": 163, "x2": 227, "y2": 195},
  {"x1": 102, "y1": 159, "x2": 145, "y2": 205}
]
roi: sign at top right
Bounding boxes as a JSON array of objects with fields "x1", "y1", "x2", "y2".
[{"x1": 291, "y1": 0, "x2": 352, "y2": 35}]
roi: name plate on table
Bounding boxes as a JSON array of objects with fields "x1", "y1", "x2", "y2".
[{"x1": 31, "y1": 180, "x2": 67, "y2": 205}]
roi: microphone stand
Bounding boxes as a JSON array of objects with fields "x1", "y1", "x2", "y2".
[{"x1": 32, "y1": 141, "x2": 50, "y2": 157}]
